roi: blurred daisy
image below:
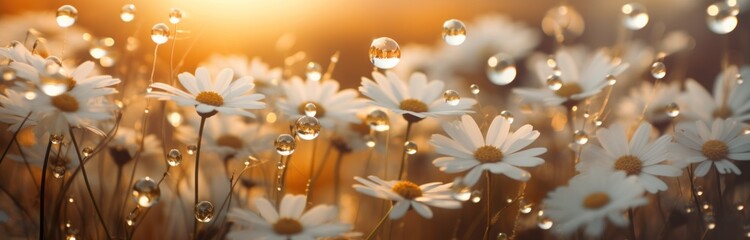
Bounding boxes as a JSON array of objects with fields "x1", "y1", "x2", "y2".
[
  {"x1": 32, "y1": 82, "x2": 115, "y2": 137},
  {"x1": 543, "y1": 171, "x2": 647, "y2": 237},
  {"x1": 431, "y1": 115, "x2": 546, "y2": 186},
  {"x1": 670, "y1": 118, "x2": 750, "y2": 176},
  {"x1": 617, "y1": 81, "x2": 681, "y2": 124},
  {"x1": 147, "y1": 67, "x2": 266, "y2": 118},
  {"x1": 679, "y1": 66, "x2": 750, "y2": 123},
  {"x1": 277, "y1": 77, "x2": 366, "y2": 128},
  {"x1": 359, "y1": 71, "x2": 476, "y2": 122},
  {"x1": 577, "y1": 122, "x2": 682, "y2": 193},
  {"x1": 108, "y1": 127, "x2": 162, "y2": 165},
  {"x1": 202, "y1": 55, "x2": 282, "y2": 95},
  {"x1": 9, "y1": 135, "x2": 79, "y2": 170},
  {"x1": 352, "y1": 175, "x2": 460, "y2": 219},
  {"x1": 0, "y1": 12, "x2": 89, "y2": 57},
  {"x1": 227, "y1": 194, "x2": 350, "y2": 240},
  {"x1": 0, "y1": 89, "x2": 38, "y2": 132},
  {"x1": 176, "y1": 113, "x2": 275, "y2": 160},
  {"x1": 514, "y1": 47, "x2": 627, "y2": 107}
]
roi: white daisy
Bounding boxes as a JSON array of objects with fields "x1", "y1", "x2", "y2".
[
  {"x1": 359, "y1": 71, "x2": 476, "y2": 122},
  {"x1": 31, "y1": 81, "x2": 115, "y2": 137},
  {"x1": 147, "y1": 67, "x2": 266, "y2": 118},
  {"x1": 543, "y1": 171, "x2": 647, "y2": 237},
  {"x1": 513, "y1": 47, "x2": 627, "y2": 107},
  {"x1": 227, "y1": 194, "x2": 350, "y2": 240},
  {"x1": 679, "y1": 65, "x2": 750, "y2": 123},
  {"x1": 277, "y1": 77, "x2": 367, "y2": 129},
  {"x1": 352, "y1": 175, "x2": 461, "y2": 219},
  {"x1": 431, "y1": 115, "x2": 546, "y2": 186},
  {"x1": 0, "y1": 89, "x2": 38, "y2": 132},
  {"x1": 175, "y1": 113, "x2": 276, "y2": 160},
  {"x1": 202, "y1": 55, "x2": 282, "y2": 96},
  {"x1": 617, "y1": 81, "x2": 682, "y2": 124},
  {"x1": 577, "y1": 122, "x2": 682, "y2": 193},
  {"x1": 670, "y1": 118, "x2": 750, "y2": 176}
]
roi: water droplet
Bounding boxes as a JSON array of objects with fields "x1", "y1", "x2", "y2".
[
  {"x1": 65, "y1": 232, "x2": 78, "y2": 240},
  {"x1": 295, "y1": 116, "x2": 321, "y2": 140},
  {"x1": 169, "y1": 8, "x2": 183, "y2": 24},
  {"x1": 404, "y1": 141, "x2": 417, "y2": 155},
  {"x1": 593, "y1": 117, "x2": 603, "y2": 127},
  {"x1": 665, "y1": 102, "x2": 680, "y2": 118},
  {"x1": 132, "y1": 177, "x2": 160, "y2": 208},
  {"x1": 705, "y1": 214, "x2": 716, "y2": 229},
  {"x1": 40, "y1": 74, "x2": 68, "y2": 97},
  {"x1": 120, "y1": 4, "x2": 136, "y2": 22},
  {"x1": 703, "y1": 203, "x2": 711, "y2": 210},
  {"x1": 537, "y1": 213, "x2": 553, "y2": 230},
  {"x1": 187, "y1": 144, "x2": 197, "y2": 155},
  {"x1": 470, "y1": 84, "x2": 480, "y2": 95},
  {"x1": 369, "y1": 37, "x2": 400, "y2": 69},
  {"x1": 126, "y1": 208, "x2": 140, "y2": 226},
  {"x1": 696, "y1": 185, "x2": 704, "y2": 196},
  {"x1": 167, "y1": 112, "x2": 183, "y2": 127},
  {"x1": 1, "y1": 67, "x2": 16, "y2": 81},
  {"x1": 151, "y1": 23, "x2": 170, "y2": 45},
  {"x1": 622, "y1": 3, "x2": 649, "y2": 30},
  {"x1": 81, "y1": 146, "x2": 93, "y2": 158},
  {"x1": 306, "y1": 62, "x2": 322, "y2": 81},
  {"x1": 546, "y1": 75, "x2": 563, "y2": 91},
  {"x1": 737, "y1": 74, "x2": 744, "y2": 85},
  {"x1": 194, "y1": 201, "x2": 214, "y2": 223},
  {"x1": 486, "y1": 53, "x2": 517, "y2": 85},
  {"x1": 684, "y1": 205, "x2": 694, "y2": 213},
  {"x1": 496, "y1": 233, "x2": 508, "y2": 240},
  {"x1": 443, "y1": 90, "x2": 460, "y2": 106},
  {"x1": 274, "y1": 134, "x2": 296, "y2": 156},
  {"x1": 304, "y1": 102, "x2": 317, "y2": 117},
  {"x1": 143, "y1": 108, "x2": 150, "y2": 114},
  {"x1": 606, "y1": 74, "x2": 617, "y2": 86},
  {"x1": 56, "y1": 5, "x2": 78, "y2": 28},
  {"x1": 737, "y1": 204, "x2": 745, "y2": 211},
  {"x1": 364, "y1": 135, "x2": 376, "y2": 148},
  {"x1": 541, "y1": 5, "x2": 585, "y2": 42},
  {"x1": 24, "y1": 91, "x2": 37, "y2": 100},
  {"x1": 366, "y1": 109, "x2": 390, "y2": 132},
  {"x1": 470, "y1": 190, "x2": 482, "y2": 203},
  {"x1": 744, "y1": 127, "x2": 750, "y2": 135},
  {"x1": 442, "y1": 19, "x2": 466, "y2": 46},
  {"x1": 520, "y1": 201, "x2": 533, "y2": 214},
  {"x1": 50, "y1": 135, "x2": 64, "y2": 144},
  {"x1": 276, "y1": 159, "x2": 285, "y2": 170},
  {"x1": 707, "y1": 2, "x2": 738, "y2": 34},
  {"x1": 167, "y1": 149, "x2": 182, "y2": 166},
  {"x1": 499, "y1": 110, "x2": 514, "y2": 124},
  {"x1": 52, "y1": 165, "x2": 66, "y2": 178},
  {"x1": 650, "y1": 61, "x2": 666, "y2": 79},
  {"x1": 452, "y1": 187, "x2": 471, "y2": 201},
  {"x1": 573, "y1": 130, "x2": 589, "y2": 145}
]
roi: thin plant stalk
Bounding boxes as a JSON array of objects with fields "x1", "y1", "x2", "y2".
[
  {"x1": 0, "y1": 112, "x2": 32, "y2": 166},
  {"x1": 38, "y1": 138, "x2": 53, "y2": 239},
  {"x1": 397, "y1": 121, "x2": 413, "y2": 180},
  {"x1": 482, "y1": 172, "x2": 492, "y2": 240},
  {"x1": 628, "y1": 208, "x2": 637, "y2": 240},
  {"x1": 69, "y1": 127, "x2": 113, "y2": 239},
  {"x1": 366, "y1": 206, "x2": 393, "y2": 240},
  {"x1": 193, "y1": 116, "x2": 207, "y2": 240}
]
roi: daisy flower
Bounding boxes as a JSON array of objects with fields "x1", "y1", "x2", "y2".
[
  {"x1": 617, "y1": 81, "x2": 682, "y2": 124},
  {"x1": 352, "y1": 175, "x2": 461, "y2": 219},
  {"x1": 277, "y1": 77, "x2": 367, "y2": 128},
  {"x1": 227, "y1": 194, "x2": 350, "y2": 240},
  {"x1": 670, "y1": 118, "x2": 750, "y2": 176},
  {"x1": 679, "y1": 65, "x2": 750, "y2": 123},
  {"x1": 513, "y1": 47, "x2": 627, "y2": 107},
  {"x1": 543, "y1": 171, "x2": 648, "y2": 237},
  {"x1": 577, "y1": 122, "x2": 682, "y2": 193},
  {"x1": 202, "y1": 55, "x2": 282, "y2": 96},
  {"x1": 431, "y1": 115, "x2": 546, "y2": 186},
  {"x1": 31, "y1": 81, "x2": 116, "y2": 137},
  {"x1": 108, "y1": 127, "x2": 162, "y2": 165},
  {"x1": 0, "y1": 89, "x2": 38, "y2": 132},
  {"x1": 147, "y1": 67, "x2": 266, "y2": 118},
  {"x1": 175, "y1": 113, "x2": 276, "y2": 160},
  {"x1": 359, "y1": 71, "x2": 476, "y2": 122}
]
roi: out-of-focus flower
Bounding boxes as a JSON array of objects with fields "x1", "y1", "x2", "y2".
[
  {"x1": 227, "y1": 194, "x2": 350, "y2": 240},
  {"x1": 352, "y1": 175, "x2": 460, "y2": 219},
  {"x1": 176, "y1": 113, "x2": 275, "y2": 160},
  {"x1": 670, "y1": 118, "x2": 750, "y2": 176},
  {"x1": 0, "y1": 12, "x2": 88, "y2": 58},
  {"x1": 32, "y1": 80, "x2": 116, "y2": 137},
  {"x1": 9, "y1": 135, "x2": 80, "y2": 170},
  {"x1": 147, "y1": 67, "x2": 266, "y2": 118},
  {"x1": 0, "y1": 89, "x2": 37, "y2": 132},
  {"x1": 618, "y1": 81, "x2": 681, "y2": 125},
  {"x1": 431, "y1": 115, "x2": 546, "y2": 186},
  {"x1": 577, "y1": 122, "x2": 681, "y2": 193},
  {"x1": 543, "y1": 171, "x2": 647, "y2": 237},
  {"x1": 277, "y1": 77, "x2": 366, "y2": 128},
  {"x1": 679, "y1": 66, "x2": 750, "y2": 123},
  {"x1": 108, "y1": 127, "x2": 161, "y2": 165}
]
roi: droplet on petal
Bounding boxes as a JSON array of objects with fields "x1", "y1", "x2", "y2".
[
  {"x1": 366, "y1": 110, "x2": 390, "y2": 132},
  {"x1": 443, "y1": 90, "x2": 460, "y2": 106}
]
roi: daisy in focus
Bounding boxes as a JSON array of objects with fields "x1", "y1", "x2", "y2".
[
  {"x1": 359, "y1": 71, "x2": 476, "y2": 122},
  {"x1": 431, "y1": 115, "x2": 546, "y2": 186},
  {"x1": 147, "y1": 67, "x2": 266, "y2": 118},
  {"x1": 227, "y1": 194, "x2": 350, "y2": 240},
  {"x1": 277, "y1": 77, "x2": 367, "y2": 128},
  {"x1": 670, "y1": 118, "x2": 750, "y2": 176},
  {"x1": 543, "y1": 171, "x2": 647, "y2": 237},
  {"x1": 577, "y1": 122, "x2": 682, "y2": 193},
  {"x1": 513, "y1": 47, "x2": 627, "y2": 107},
  {"x1": 678, "y1": 66, "x2": 750, "y2": 123},
  {"x1": 31, "y1": 79, "x2": 116, "y2": 137},
  {"x1": 352, "y1": 175, "x2": 461, "y2": 219}
]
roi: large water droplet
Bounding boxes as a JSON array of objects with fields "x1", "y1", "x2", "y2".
[
  {"x1": 621, "y1": 3, "x2": 649, "y2": 30},
  {"x1": 573, "y1": 130, "x2": 589, "y2": 145},
  {"x1": 50, "y1": 135, "x2": 64, "y2": 145},
  {"x1": 274, "y1": 134, "x2": 296, "y2": 156},
  {"x1": 169, "y1": 8, "x2": 183, "y2": 24},
  {"x1": 546, "y1": 75, "x2": 563, "y2": 91},
  {"x1": 470, "y1": 84, "x2": 480, "y2": 95},
  {"x1": 486, "y1": 53, "x2": 517, "y2": 85},
  {"x1": 167, "y1": 149, "x2": 182, "y2": 166},
  {"x1": 120, "y1": 4, "x2": 136, "y2": 23},
  {"x1": 707, "y1": 2, "x2": 738, "y2": 34},
  {"x1": 404, "y1": 141, "x2": 418, "y2": 155},
  {"x1": 52, "y1": 165, "x2": 66, "y2": 178},
  {"x1": 499, "y1": 110, "x2": 514, "y2": 124},
  {"x1": 303, "y1": 102, "x2": 317, "y2": 117},
  {"x1": 452, "y1": 187, "x2": 471, "y2": 201},
  {"x1": 442, "y1": 19, "x2": 467, "y2": 46},
  {"x1": 295, "y1": 116, "x2": 321, "y2": 140},
  {"x1": 150, "y1": 23, "x2": 170, "y2": 45},
  {"x1": 650, "y1": 61, "x2": 666, "y2": 79},
  {"x1": 194, "y1": 201, "x2": 214, "y2": 223},
  {"x1": 665, "y1": 102, "x2": 680, "y2": 118},
  {"x1": 366, "y1": 109, "x2": 390, "y2": 132},
  {"x1": 496, "y1": 233, "x2": 508, "y2": 240},
  {"x1": 56, "y1": 5, "x2": 78, "y2": 28},
  {"x1": 369, "y1": 37, "x2": 400, "y2": 69},
  {"x1": 81, "y1": 146, "x2": 93, "y2": 158},
  {"x1": 443, "y1": 90, "x2": 460, "y2": 106},
  {"x1": 537, "y1": 211, "x2": 553, "y2": 230},
  {"x1": 132, "y1": 177, "x2": 160, "y2": 208}
]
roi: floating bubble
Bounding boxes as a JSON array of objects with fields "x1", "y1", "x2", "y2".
[
  {"x1": 707, "y1": 2, "x2": 738, "y2": 35},
  {"x1": 666, "y1": 102, "x2": 680, "y2": 118},
  {"x1": 650, "y1": 61, "x2": 666, "y2": 79},
  {"x1": 306, "y1": 62, "x2": 322, "y2": 81},
  {"x1": 470, "y1": 84, "x2": 480, "y2": 95},
  {"x1": 443, "y1": 90, "x2": 460, "y2": 106},
  {"x1": 442, "y1": 19, "x2": 467, "y2": 46},
  {"x1": 132, "y1": 177, "x2": 160, "y2": 208},
  {"x1": 167, "y1": 149, "x2": 182, "y2": 166},
  {"x1": 274, "y1": 134, "x2": 296, "y2": 156},
  {"x1": 486, "y1": 53, "x2": 517, "y2": 85},
  {"x1": 622, "y1": 3, "x2": 649, "y2": 30},
  {"x1": 56, "y1": 5, "x2": 78, "y2": 28},
  {"x1": 169, "y1": 8, "x2": 183, "y2": 24},
  {"x1": 150, "y1": 23, "x2": 170, "y2": 45},
  {"x1": 120, "y1": 4, "x2": 136, "y2": 22},
  {"x1": 295, "y1": 116, "x2": 321, "y2": 140},
  {"x1": 404, "y1": 141, "x2": 417, "y2": 155},
  {"x1": 366, "y1": 109, "x2": 390, "y2": 132},
  {"x1": 194, "y1": 201, "x2": 214, "y2": 223},
  {"x1": 369, "y1": 37, "x2": 400, "y2": 69}
]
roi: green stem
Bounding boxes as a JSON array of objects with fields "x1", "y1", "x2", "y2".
[{"x1": 69, "y1": 127, "x2": 112, "y2": 239}]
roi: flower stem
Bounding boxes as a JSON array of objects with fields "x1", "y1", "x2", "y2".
[
  {"x1": 628, "y1": 208, "x2": 637, "y2": 240},
  {"x1": 0, "y1": 112, "x2": 32, "y2": 167},
  {"x1": 483, "y1": 172, "x2": 492, "y2": 240},
  {"x1": 714, "y1": 166, "x2": 723, "y2": 238},
  {"x1": 686, "y1": 166, "x2": 705, "y2": 232},
  {"x1": 333, "y1": 151, "x2": 345, "y2": 208},
  {"x1": 193, "y1": 116, "x2": 207, "y2": 240},
  {"x1": 397, "y1": 121, "x2": 413, "y2": 180},
  {"x1": 366, "y1": 206, "x2": 393, "y2": 240},
  {"x1": 69, "y1": 127, "x2": 112, "y2": 239},
  {"x1": 38, "y1": 138, "x2": 53, "y2": 239}
]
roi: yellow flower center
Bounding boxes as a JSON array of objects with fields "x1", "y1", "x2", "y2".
[
  {"x1": 195, "y1": 91, "x2": 224, "y2": 106},
  {"x1": 51, "y1": 94, "x2": 79, "y2": 112},
  {"x1": 474, "y1": 145, "x2": 504, "y2": 162},
  {"x1": 399, "y1": 99, "x2": 428, "y2": 113},
  {"x1": 392, "y1": 181, "x2": 422, "y2": 200},
  {"x1": 712, "y1": 106, "x2": 733, "y2": 119},
  {"x1": 554, "y1": 83, "x2": 583, "y2": 98},
  {"x1": 614, "y1": 155, "x2": 642, "y2": 176},
  {"x1": 583, "y1": 192, "x2": 610, "y2": 209},
  {"x1": 297, "y1": 101, "x2": 326, "y2": 118},
  {"x1": 272, "y1": 218, "x2": 303, "y2": 235},
  {"x1": 702, "y1": 140, "x2": 729, "y2": 161},
  {"x1": 216, "y1": 135, "x2": 243, "y2": 150}
]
